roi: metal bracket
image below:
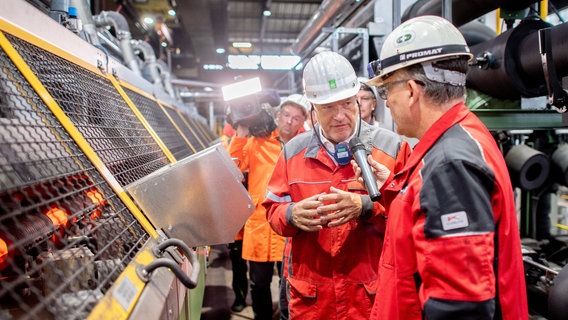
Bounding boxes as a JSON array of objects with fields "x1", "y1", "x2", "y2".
[
  {"x1": 136, "y1": 238, "x2": 201, "y2": 289},
  {"x1": 539, "y1": 27, "x2": 568, "y2": 113},
  {"x1": 136, "y1": 258, "x2": 199, "y2": 289}
]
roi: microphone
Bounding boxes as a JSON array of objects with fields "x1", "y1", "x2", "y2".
[{"x1": 349, "y1": 137, "x2": 381, "y2": 202}]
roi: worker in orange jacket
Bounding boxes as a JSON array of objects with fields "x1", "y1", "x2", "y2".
[{"x1": 229, "y1": 93, "x2": 308, "y2": 319}]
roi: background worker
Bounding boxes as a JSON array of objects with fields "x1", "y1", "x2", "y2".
[
  {"x1": 356, "y1": 80, "x2": 378, "y2": 125},
  {"x1": 272, "y1": 93, "x2": 311, "y2": 320},
  {"x1": 262, "y1": 51, "x2": 411, "y2": 319},
  {"x1": 229, "y1": 92, "x2": 307, "y2": 319},
  {"x1": 356, "y1": 15, "x2": 528, "y2": 320}
]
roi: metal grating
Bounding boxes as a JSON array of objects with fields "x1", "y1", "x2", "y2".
[
  {"x1": 0, "y1": 40, "x2": 149, "y2": 319},
  {"x1": 123, "y1": 87, "x2": 194, "y2": 160},
  {"x1": 163, "y1": 106, "x2": 205, "y2": 152},
  {"x1": 184, "y1": 114, "x2": 215, "y2": 145},
  {"x1": 6, "y1": 34, "x2": 171, "y2": 187}
]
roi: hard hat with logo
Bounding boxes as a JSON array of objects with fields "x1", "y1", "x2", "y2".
[
  {"x1": 367, "y1": 15, "x2": 473, "y2": 86},
  {"x1": 281, "y1": 94, "x2": 310, "y2": 117},
  {"x1": 303, "y1": 51, "x2": 360, "y2": 105}
]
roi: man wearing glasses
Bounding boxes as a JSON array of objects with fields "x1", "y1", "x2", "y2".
[
  {"x1": 356, "y1": 81, "x2": 379, "y2": 126},
  {"x1": 356, "y1": 15, "x2": 528, "y2": 320},
  {"x1": 263, "y1": 51, "x2": 410, "y2": 319}
]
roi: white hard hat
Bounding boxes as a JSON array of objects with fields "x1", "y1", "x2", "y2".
[
  {"x1": 281, "y1": 94, "x2": 311, "y2": 116},
  {"x1": 303, "y1": 51, "x2": 360, "y2": 104},
  {"x1": 367, "y1": 15, "x2": 473, "y2": 86},
  {"x1": 357, "y1": 77, "x2": 377, "y2": 99}
]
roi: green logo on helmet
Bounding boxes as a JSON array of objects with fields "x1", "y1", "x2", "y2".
[
  {"x1": 328, "y1": 79, "x2": 337, "y2": 89},
  {"x1": 395, "y1": 32, "x2": 414, "y2": 46}
]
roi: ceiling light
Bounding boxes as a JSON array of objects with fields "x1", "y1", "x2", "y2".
[
  {"x1": 143, "y1": 17, "x2": 154, "y2": 24},
  {"x1": 227, "y1": 55, "x2": 260, "y2": 70},
  {"x1": 232, "y1": 42, "x2": 252, "y2": 49},
  {"x1": 203, "y1": 64, "x2": 223, "y2": 70},
  {"x1": 263, "y1": 10, "x2": 272, "y2": 17},
  {"x1": 216, "y1": 48, "x2": 226, "y2": 54},
  {"x1": 261, "y1": 55, "x2": 301, "y2": 70},
  {"x1": 221, "y1": 77, "x2": 262, "y2": 101},
  {"x1": 168, "y1": 9, "x2": 176, "y2": 16}
]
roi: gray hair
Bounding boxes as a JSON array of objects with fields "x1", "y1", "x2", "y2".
[{"x1": 399, "y1": 57, "x2": 469, "y2": 105}]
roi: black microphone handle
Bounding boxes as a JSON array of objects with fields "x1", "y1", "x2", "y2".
[{"x1": 349, "y1": 138, "x2": 381, "y2": 202}]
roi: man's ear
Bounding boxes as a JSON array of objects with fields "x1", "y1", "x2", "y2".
[{"x1": 407, "y1": 79, "x2": 423, "y2": 102}]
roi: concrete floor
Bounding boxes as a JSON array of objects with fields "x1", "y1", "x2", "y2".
[{"x1": 200, "y1": 245, "x2": 281, "y2": 320}]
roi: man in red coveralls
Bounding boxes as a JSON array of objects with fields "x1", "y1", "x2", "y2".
[
  {"x1": 353, "y1": 15, "x2": 528, "y2": 320},
  {"x1": 262, "y1": 51, "x2": 410, "y2": 319}
]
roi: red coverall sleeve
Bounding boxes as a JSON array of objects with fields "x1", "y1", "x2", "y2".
[
  {"x1": 262, "y1": 154, "x2": 300, "y2": 237},
  {"x1": 366, "y1": 139, "x2": 411, "y2": 222}
]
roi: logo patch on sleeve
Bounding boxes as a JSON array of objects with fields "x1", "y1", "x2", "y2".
[{"x1": 441, "y1": 211, "x2": 469, "y2": 231}]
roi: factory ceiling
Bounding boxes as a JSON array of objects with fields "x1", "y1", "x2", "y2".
[{"x1": 95, "y1": 0, "x2": 376, "y2": 91}]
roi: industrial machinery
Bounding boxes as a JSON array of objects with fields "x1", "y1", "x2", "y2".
[
  {"x1": 0, "y1": 1, "x2": 252, "y2": 319},
  {"x1": 1, "y1": 0, "x2": 568, "y2": 319}
]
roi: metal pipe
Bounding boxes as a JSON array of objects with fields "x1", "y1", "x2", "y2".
[
  {"x1": 48, "y1": 0, "x2": 69, "y2": 24},
  {"x1": 401, "y1": 0, "x2": 540, "y2": 26},
  {"x1": 93, "y1": 11, "x2": 141, "y2": 76},
  {"x1": 523, "y1": 256, "x2": 559, "y2": 275},
  {"x1": 155, "y1": 61, "x2": 175, "y2": 99},
  {"x1": 551, "y1": 144, "x2": 568, "y2": 186},
  {"x1": 285, "y1": 0, "x2": 375, "y2": 86},
  {"x1": 171, "y1": 78, "x2": 222, "y2": 88},
  {"x1": 70, "y1": 0, "x2": 101, "y2": 45},
  {"x1": 131, "y1": 39, "x2": 161, "y2": 84},
  {"x1": 467, "y1": 20, "x2": 568, "y2": 99},
  {"x1": 505, "y1": 144, "x2": 550, "y2": 191},
  {"x1": 291, "y1": 0, "x2": 368, "y2": 57}
]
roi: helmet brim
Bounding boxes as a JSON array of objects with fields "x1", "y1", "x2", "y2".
[
  {"x1": 366, "y1": 52, "x2": 473, "y2": 87},
  {"x1": 305, "y1": 83, "x2": 360, "y2": 105}
]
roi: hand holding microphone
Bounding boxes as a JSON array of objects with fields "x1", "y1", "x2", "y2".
[{"x1": 349, "y1": 137, "x2": 386, "y2": 202}]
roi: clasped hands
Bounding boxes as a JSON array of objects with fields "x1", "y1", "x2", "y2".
[{"x1": 290, "y1": 155, "x2": 390, "y2": 232}]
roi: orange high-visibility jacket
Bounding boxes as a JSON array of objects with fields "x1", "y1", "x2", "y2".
[{"x1": 229, "y1": 130, "x2": 285, "y2": 262}]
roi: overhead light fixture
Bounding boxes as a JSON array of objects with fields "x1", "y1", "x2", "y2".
[
  {"x1": 216, "y1": 48, "x2": 226, "y2": 54},
  {"x1": 143, "y1": 17, "x2": 154, "y2": 24},
  {"x1": 226, "y1": 55, "x2": 301, "y2": 70},
  {"x1": 203, "y1": 64, "x2": 224, "y2": 70},
  {"x1": 168, "y1": 9, "x2": 176, "y2": 16},
  {"x1": 263, "y1": 10, "x2": 272, "y2": 17},
  {"x1": 232, "y1": 42, "x2": 252, "y2": 49},
  {"x1": 261, "y1": 55, "x2": 301, "y2": 70},
  {"x1": 221, "y1": 77, "x2": 262, "y2": 101},
  {"x1": 227, "y1": 55, "x2": 260, "y2": 70}
]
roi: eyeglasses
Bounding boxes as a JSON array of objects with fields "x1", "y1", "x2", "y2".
[
  {"x1": 375, "y1": 80, "x2": 411, "y2": 100},
  {"x1": 279, "y1": 111, "x2": 304, "y2": 124},
  {"x1": 375, "y1": 79, "x2": 425, "y2": 100}
]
